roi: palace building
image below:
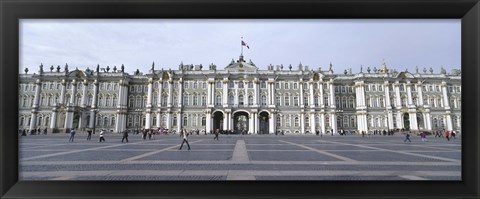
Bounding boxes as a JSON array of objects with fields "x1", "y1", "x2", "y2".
[{"x1": 18, "y1": 54, "x2": 461, "y2": 134}]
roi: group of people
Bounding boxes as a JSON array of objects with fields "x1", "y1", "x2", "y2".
[
  {"x1": 19, "y1": 128, "x2": 48, "y2": 136},
  {"x1": 404, "y1": 129, "x2": 459, "y2": 143}
]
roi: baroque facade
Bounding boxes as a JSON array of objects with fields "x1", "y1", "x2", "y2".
[{"x1": 18, "y1": 55, "x2": 461, "y2": 134}]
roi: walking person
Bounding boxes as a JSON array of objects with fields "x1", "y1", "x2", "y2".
[
  {"x1": 451, "y1": 131, "x2": 456, "y2": 139},
  {"x1": 99, "y1": 129, "x2": 106, "y2": 142},
  {"x1": 445, "y1": 130, "x2": 450, "y2": 141},
  {"x1": 148, "y1": 129, "x2": 153, "y2": 140},
  {"x1": 86, "y1": 129, "x2": 92, "y2": 140},
  {"x1": 404, "y1": 131, "x2": 412, "y2": 143},
  {"x1": 421, "y1": 132, "x2": 427, "y2": 142},
  {"x1": 214, "y1": 129, "x2": 219, "y2": 140},
  {"x1": 121, "y1": 130, "x2": 129, "y2": 143},
  {"x1": 68, "y1": 128, "x2": 76, "y2": 142},
  {"x1": 179, "y1": 129, "x2": 191, "y2": 150}
]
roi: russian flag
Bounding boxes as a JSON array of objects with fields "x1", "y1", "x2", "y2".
[{"x1": 241, "y1": 40, "x2": 250, "y2": 49}]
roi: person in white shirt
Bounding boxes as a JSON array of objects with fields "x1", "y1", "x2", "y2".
[
  {"x1": 178, "y1": 129, "x2": 190, "y2": 150},
  {"x1": 99, "y1": 129, "x2": 106, "y2": 142}
]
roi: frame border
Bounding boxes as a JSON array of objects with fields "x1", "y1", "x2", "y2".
[{"x1": 1, "y1": 0, "x2": 479, "y2": 198}]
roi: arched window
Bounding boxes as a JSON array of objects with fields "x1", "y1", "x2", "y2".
[
  {"x1": 111, "y1": 117, "x2": 115, "y2": 126},
  {"x1": 238, "y1": 81, "x2": 244, "y2": 88},
  {"x1": 129, "y1": 98, "x2": 134, "y2": 107},
  {"x1": 136, "y1": 96, "x2": 142, "y2": 107},
  {"x1": 202, "y1": 117, "x2": 206, "y2": 126},
  {"x1": 103, "y1": 117, "x2": 108, "y2": 126},
  {"x1": 304, "y1": 96, "x2": 309, "y2": 106},
  {"x1": 284, "y1": 95, "x2": 290, "y2": 106},
  {"x1": 229, "y1": 95, "x2": 234, "y2": 105},
  {"x1": 341, "y1": 97, "x2": 347, "y2": 108},
  {"x1": 106, "y1": 95, "x2": 111, "y2": 107},
  {"x1": 239, "y1": 95, "x2": 244, "y2": 105},
  {"x1": 294, "y1": 116, "x2": 299, "y2": 127},
  {"x1": 305, "y1": 116, "x2": 310, "y2": 127},
  {"x1": 248, "y1": 96, "x2": 253, "y2": 105},
  {"x1": 351, "y1": 116, "x2": 356, "y2": 127},
  {"x1": 294, "y1": 96, "x2": 299, "y2": 106},
  {"x1": 202, "y1": 96, "x2": 206, "y2": 106},
  {"x1": 261, "y1": 95, "x2": 267, "y2": 105},
  {"x1": 193, "y1": 95, "x2": 198, "y2": 106},
  {"x1": 276, "y1": 116, "x2": 281, "y2": 127},
  {"x1": 216, "y1": 95, "x2": 222, "y2": 105},
  {"x1": 183, "y1": 117, "x2": 188, "y2": 126},
  {"x1": 112, "y1": 95, "x2": 117, "y2": 107},
  {"x1": 343, "y1": 117, "x2": 349, "y2": 127},
  {"x1": 183, "y1": 95, "x2": 189, "y2": 105}
]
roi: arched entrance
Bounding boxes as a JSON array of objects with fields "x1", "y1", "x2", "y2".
[
  {"x1": 403, "y1": 113, "x2": 410, "y2": 130},
  {"x1": 213, "y1": 111, "x2": 224, "y2": 131},
  {"x1": 259, "y1": 112, "x2": 270, "y2": 134},
  {"x1": 233, "y1": 111, "x2": 249, "y2": 134},
  {"x1": 416, "y1": 113, "x2": 424, "y2": 129},
  {"x1": 72, "y1": 113, "x2": 80, "y2": 129}
]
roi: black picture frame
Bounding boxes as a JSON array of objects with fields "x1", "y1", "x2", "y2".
[{"x1": 1, "y1": 0, "x2": 479, "y2": 198}]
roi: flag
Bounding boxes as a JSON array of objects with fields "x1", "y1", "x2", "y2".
[{"x1": 241, "y1": 40, "x2": 250, "y2": 49}]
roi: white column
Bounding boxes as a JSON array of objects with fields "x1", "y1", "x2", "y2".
[
  {"x1": 267, "y1": 82, "x2": 273, "y2": 106},
  {"x1": 177, "y1": 113, "x2": 182, "y2": 133},
  {"x1": 156, "y1": 113, "x2": 161, "y2": 128},
  {"x1": 384, "y1": 82, "x2": 391, "y2": 107},
  {"x1": 406, "y1": 82, "x2": 413, "y2": 105},
  {"x1": 409, "y1": 112, "x2": 418, "y2": 130},
  {"x1": 417, "y1": 83, "x2": 424, "y2": 106},
  {"x1": 397, "y1": 112, "x2": 404, "y2": 129},
  {"x1": 310, "y1": 112, "x2": 315, "y2": 133},
  {"x1": 268, "y1": 113, "x2": 274, "y2": 134},
  {"x1": 91, "y1": 80, "x2": 99, "y2": 108},
  {"x1": 228, "y1": 112, "x2": 233, "y2": 130},
  {"x1": 309, "y1": 81, "x2": 315, "y2": 108},
  {"x1": 157, "y1": 80, "x2": 163, "y2": 106},
  {"x1": 207, "y1": 81, "x2": 212, "y2": 105},
  {"x1": 253, "y1": 80, "x2": 258, "y2": 106},
  {"x1": 206, "y1": 112, "x2": 211, "y2": 132},
  {"x1": 395, "y1": 83, "x2": 401, "y2": 108},
  {"x1": 50, "y1": 111, "x2": 57, "y2": 129},
  {"x1": 387, "y1": 111, "x2": 394, "y2": 130},
  {"x1": 249, "y1": 113, "x2": 254, "y2": 133},
  {"x1": 176, "y1": 79, "x2": 181, "y2": 107},
  {"x1": 441, "y1": 82, "x2": 450, "y2": 109},
  {"x1": 300, "y1": 113, "x2": 305, "y2": 134},
  {"x1": 167, "y1": 112, "x2": 172, "y2": 130},
  {"x1": 319, "y1": 81, "x2": 324, "y2": 106},
  {"x1": 145, "y1": 79, "x2": 153, "y2": 129},
  {"x1": 234, "y1": 81, "x2": 239, "y2": 106},
  {"x1": 81, "y1": 80, "x2": 88, "y2": 107},
  {"x1": 70, "y1": 79, "x2": 77, "y2": 105},
  {"x1": 320, "y1": 113, "x2": 326, "y2": 134},
  {"x1": 223, "y1": 112, "x2": 228, "y2": 130},
  {"x1": 223, "y1": 79, "x2": 228, "y2": 107},
  {"x1": 331, "y1": 113, "x2": 337, "y2": 134},
  {"x1": 299, "y1": 80, "x2": 304, "y2": 106},
  {"x1": 329, "y1": 81, "x2": 335, "y2": 109},
  {"x1": 59, "y1": 80, "x2": 66, "y2": 105}
]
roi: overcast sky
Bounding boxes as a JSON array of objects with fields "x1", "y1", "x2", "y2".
[{"x1": 20, "y1": 19, "x2": 460, "y2": 74}]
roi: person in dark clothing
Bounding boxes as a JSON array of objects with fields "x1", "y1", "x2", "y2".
[
  {"x1": 143, "y1": 129, "x2": 147, "y2": 140},
  {"x1": 148, "y1": 129, "x2": 153, "y2": 140},
  {"x1": 21, "y1": 129, "x2": 27, "y2": 136},
  {"x1": 214, "y1": 129, "x2": 219, "y2": 140},
  {"x1": 179, "y1": 129, "x2": 191, "y2": 150},
  {"x1": 68, "y1": 128, "x2": 76, "y2": 142},
  {"x1": 316, "y1": 130, "x2": 319, "y2": 136},
  {"x1": 404, "y1": 132, "x2": 412, "y2": 143},
  {"x1": 43, "y1": 128, "x2": 47, "y2": 135},
  {"x1": 86, "y1": 130, "x2": 92, "y2": 140},
  {"x1": 121, "y1": 130, "x2": 129, "y2": 143}
]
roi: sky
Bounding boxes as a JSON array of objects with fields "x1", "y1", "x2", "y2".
[{"x1": 20, "y1": 19, "x2": 460, "y2": 74}]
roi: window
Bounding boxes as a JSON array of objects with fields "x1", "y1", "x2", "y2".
[
  {"x1": 113, "y1": 96, "x2": 117, "y2": 107},
  {"x1": 202, "y1": 117, "x2": 206, "y2": 126},
  {"x1": 294, "y1": 117, "x2": 299, "y2": 127},
  {"x1": 400, "y1": 84, "x2": 405, "y2": 92},
  {"x1": 435, "y1": 85, "x2": 440, "y2": 92},
  {"x1": 162, "y1": 96, "x2": 167, "y2": 106},
  {"x1": 107, "y1": 84, "x2": 111, "y2": 90},
  {"x1": 303, "y1": 83, "x2": 308, "y2": 89},
  {"x1": 372, "y1": 85, "x2": 376, "y2": 91},
  {"x1": 343, "y1": 117, "x2": 349, "y2": 127},
  {"x1": 106, "y1": 96, "x2": 111, "y2": 107},
  {"x1": 229, "y1": 95, "x2": 234, "y2": 105},
  {"x1": 324, "y1": 97, "x2": 329, "y2": 106},
  {"x1": 261, "y1": 81, "x2": 266, "y2": 88},
  {"x1": 248, "y1": 82, "x2": 253, "y2": 88},
  {"x1": 341, "y1": 98, "x2": 347, "y2": 108},
  {"x1": 342, "y1": 86, "x2": 346, "y2": 93},
  {"x1": 229, "y1": 81, "x2": 234, "y2": 88},
  {"x1": 365, "y1": 85, "x2": 369, "y2": 91},
  {"x1": 174, "y1": 82, "x2": 178, "y2": 89},
  {"x1": 202, "y1": 96, "x2": 206, "y2": 106},
  {"x1": 349, "y1": 98, "x2": 354, "y2": 108},
  {"x1": 216, "y1": 95, "x2": 222, "y2": 105},
  {"x1": 412, "y1": 85, "x2": 416, "y2": 92},
  {"x1": 275, "y1": 83, "x2": 280, "y2": 89},
  {"x1": 276, "y1": 116, "x2": 281, "y2": 127},
  {"x1": 193, "y1": 95, "x2": 198, "y2": 106},
  {"x1": 239, "y1": 81, "x2": 244, "y2": 88},
  {"x1": 314, "y1": 97, "x2": 319, "y2": 106},
  {"x1": 304, "y1": 97, "x2": 308, "y2": 106},
  {"x1": 203, "y1": 82, "x2": 207, "y2": 89},
  {"x1": 285, "y1": 116, "x2": 291, "y2": 127},
  {"x1": 184, "y1": 82, "x2": 189, "y2": 89},
  {"x1": 305, "y1": 116, "x2": 310, "y2": 127},
  {"x1": 216, "y1": 81, "x2": 222, "y2": 88},
  {"x1": 351, "y1": 117, "x2": 356, "y2": 127},
  {"x1": 193, "y1": 82, "x2": 198, "y2": 89},
  {"x1": 184, "y1": 95, "x2": 189, "y2": 106},
  {"x1": 129, "y1": 98, "x2": 134, "y2": 107},
  {"x1": 276, "y1": 96, "x2": 281, "y2": 106},
  {"x1": 294, "y1": 96, "x2": 299, "y2": 106},
  {"x1": 183, "y1": 117, "x2": 188, "y2": 126},
  {"x1": 239, "y1": 95, "x2": 244, "y2": 105},
  {"x1": 173, "y1": 117, "x2": 177, "y2": 126},
  {"x1": 379, "y1": 98, "x2": 384, "y2": 107},
  {"x1": 379, "y1": 85, "x2": 383, "y2": 91},
  {"x1": 284, "y1": 96, "x2": 290, "y2": 106},
  {"x1": 130, "y1": 86, "x2": 134, "y2": 92},
  {"x1": 248, "y1": 96, "x2": 253, "y2": 105},
  {"x1": 261, "y1": 96, "x2": 267, "y2": 105},
  {"x1": 293, "y1": 83, "x2": 298, "y2": 90},
  {"x1": 67, "y1": 83, "x2": 72, "y2": 89},
  {"x1": 284, "y1": 82, "x2": 289, "y2": 90}
]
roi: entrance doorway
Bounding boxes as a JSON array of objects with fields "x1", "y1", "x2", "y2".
[
  {"x1": 403, "y1": 113, "x2": 410, "y2": 130},
  {"x1": 259, "y1": 112, "x2": 270, "y2": 134},
  {"x1": 73, "y1": 113, "x2": 80, "y2": 129},
  {"x1": 213, "y1": 111, "x2": 224, "y2": 131},
  {"x1": 416, "y1": 113, "x2": 424, "y2": 129},
  {"x1": 233, "y1": 111, "x2": 249, "y2": 134}
]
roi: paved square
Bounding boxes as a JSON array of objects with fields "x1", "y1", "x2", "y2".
[{"x1": 19, "y1": 133, "x2": 461, "y2": 181}]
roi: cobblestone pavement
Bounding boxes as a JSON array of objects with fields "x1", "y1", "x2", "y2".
[{"x1": 19, "y1": 133, "x2": 461, "y2": 181}]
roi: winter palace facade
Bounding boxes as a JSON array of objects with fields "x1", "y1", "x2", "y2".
[{"x1": 18, "y1": 55, "x2": 462, "y2": 134}]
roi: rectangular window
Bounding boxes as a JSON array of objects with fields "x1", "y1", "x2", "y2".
[
  {"x1": 276, "y1": 96, "x2": 281, "y2": 106},
  {"x1": 285, "y1": 96, "x2": 290, "y2": 106},
  {"x1": 293, "y1": 83, "x2": 298, "y2": 90},
  {"x1": 183, "y1": 96, "x2": 189, "y2": 106},
  {"x1": 324, "y1": 97, "x2": 329, "y2": 106},
  {"x1": 294, "y1": 96, "x2": 299, "y2": 106},
  {"x1": 275, "y1": 83, "x2": 280, "y2": 89}
]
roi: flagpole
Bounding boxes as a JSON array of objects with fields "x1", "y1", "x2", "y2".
[{"x1": 241, "y1": 38, "x2": 243, "y2": 55}]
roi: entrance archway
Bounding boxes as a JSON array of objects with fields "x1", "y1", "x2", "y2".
[
  {"x1": 259, "y1": 112, "x2": 270, "y2": 134},
  {"x1": 403, "y1": 113, "x2": 410, "y2": 130},
  {"x1": 416, "y1": 113, "x2": 424, "y2": 129},
  {"x1": 213, "y1": 111, "x2": 224, "y2": 131},
  {"x1": 72, "y1": 113, "x2": 80, "y2": 129},
  {"x1": 233, "y1": 111, "x2": 249, "y2": 134}
]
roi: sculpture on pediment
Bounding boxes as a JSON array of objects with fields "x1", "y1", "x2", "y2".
[
  {"x1": 113, "y1": 66, "x2": 117, "y2": 72},
  {"x1": 179, "y1": 62, "x2": 184, "y2": 70},
  {"x1": 440, "y1": 67, "x2": 446, "y2": 74},
  {"x1": 373, "y1": 67, "x2": 378, "y2": 73},
  {"x1": 415, "y1": 66, "x2": 419, "y2": 74},
  {"x1": 135, "y1": 69, "x2": 140, "y2": 75},
  {"x1": 289, "y1": 64, "x2": 292, "y2": 71},
  {"x1": 151, "y1": 62, "x2": 155, "y2": 71},
  {"x1": 24, "y1": 67, "x2": 29, "y2": 74},
  {"x1": 367, "y1": 67, "x2": 371, "y2": 73},
  {"x1": 39, "y1": 63, "x2": 43, "y2": 73},
  {"x1": 121, "y1": 64, "x2": 124, "y2": 73},
  {"x1": 329, "y1": 62, "x2": 333, "y2": 71},
  {"x1": 344, "y1": 70, "x2": 348, "y2": 75},
  {"x1": 360, "y1": 65, "x2": 363, "y2": 73},
  {"x1": 423, "y1": 67, "x2": 427, "y2": 74},
  {"x1": 57, "y1": 65, "x2": 61, "y2": 72},
  {"x1": 429, "y1": 67, "x2": 433, "y2": 74},
  {"x1": 64, "y1": 63, "x2": 69, "y2": 73},
  {"x1": 50, "y1": 65, "x2": 54, "y2": 72},
  {"x1": 106, "y1": 66, "x2": 110, "y2": 72},
  {"x1": 268, "y1": 64, "x2": 273, "y2": 71},
  {"x1": 96, "y1": 64, "x2": 100, "y2": 72}
]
